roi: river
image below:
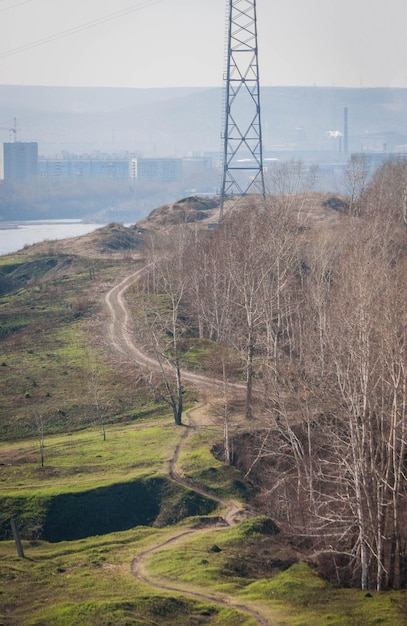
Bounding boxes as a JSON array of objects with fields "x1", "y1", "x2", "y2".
[{"x1": 0, "y1": 220, "x2": 108, "y2": 256}]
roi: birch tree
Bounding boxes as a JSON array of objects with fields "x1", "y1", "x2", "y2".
[
  {"x1": 363, "y1": 156, "x2": 407, "y2": 227},
  {"x1": 311, "y1": 217, "x2": 407, "y2": 590},
  {"x1": 140, "y1": 226, "x2": 191, "y2": 426}
]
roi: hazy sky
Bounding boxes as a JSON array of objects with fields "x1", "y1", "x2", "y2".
[{"x1": 0, "y1": 0, "x2": 406, "y2": 89}]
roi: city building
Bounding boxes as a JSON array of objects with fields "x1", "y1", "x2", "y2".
[
  {"x1": 130, "y1": 158, "x2": 183, "y2": 184},
  {"x1": 2, "y1": 142, "x2": 38, "y2": 182},
  {"x1": 2, "y1": 149, "x2": 214, "y2": 187},
  {"x1": 38, "y1": 154, "x2": 131, "y2": 181},
  {"x1": 182, "y1": 157, "x2": 213, "y2": 180}
]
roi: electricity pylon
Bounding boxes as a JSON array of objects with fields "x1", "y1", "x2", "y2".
[{"x1": 220, "y1": 0, "x2": 265, "y2": 220}]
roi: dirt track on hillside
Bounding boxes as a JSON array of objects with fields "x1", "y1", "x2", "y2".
[
  {"x1": 103, "y1": 270, "x2": 276, "y2": 626},
  {"x1": 104, "y1": 267, "x2": 246, "y2": 390}
]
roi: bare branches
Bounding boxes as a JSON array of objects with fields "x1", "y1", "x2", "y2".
[{"x1": 126, "y1": 182, "x2": 407, "y2": 590}]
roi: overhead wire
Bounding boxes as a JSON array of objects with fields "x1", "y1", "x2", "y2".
[
  {"x1": 0, "y1": 0, "x2": 165, "y2": 60},
  {"x1": 0, "y1": 0, "x2": 34, "y2": 12}
]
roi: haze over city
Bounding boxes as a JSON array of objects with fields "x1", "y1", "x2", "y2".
[
  {"x1": 2, "y1": 0, "x2": 407, "y2": 225},
  {"x1": 0, "y1": 0, "x2": 407, "y2": 89}
]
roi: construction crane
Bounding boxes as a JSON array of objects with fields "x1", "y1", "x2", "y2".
[{"x1": 0, "y1": 118, "x2": 19, "y2": 142}]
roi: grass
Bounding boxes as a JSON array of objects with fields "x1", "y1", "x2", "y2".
[
  {"x1": 0, "y1": 252, "x2": 165, "y2": 439},
  {"x1": 147, "y1": 518, "x2": 283, "y2": 593},
  {"x1": 0, "y1": 528, "x2": 255, "y2": 626},
  {"x1": 0, "y1": 238, "x2": 224, "y2": 624},
  {"x1": 2, "y1": 399, "x2": 407, "y2": 626},
  {"x1": 147, "y1": 523, "x2": 407, "y2": 625},
  {"x1": 0, "y1": 418, "x2": 178, "y2": 496},
  {"x1": 178, "y1": 338, "x2": 245, "y2": 381},
  {"x1": 176, "y1": 425, "x2": 252, "y2": 500},
  {"x1": 0, "y1": 414, "x2": 220, "y2": 545},
  {"x1": 241, "y1": 563, "x2": 407, "y2": 625},
  {"x1": 2, "y1": 240, "x2": 407, "y2": 625}
]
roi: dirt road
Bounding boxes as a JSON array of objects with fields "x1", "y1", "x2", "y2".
[{"x1": 104, "y1": 270, "x2": 276, "y2": 625}]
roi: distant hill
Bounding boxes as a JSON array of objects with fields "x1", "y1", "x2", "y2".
[{"x1": 1, "y1": 84, "x2": 407, "y2": 156}]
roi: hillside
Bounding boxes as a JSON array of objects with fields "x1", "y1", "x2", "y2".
[{"x1": 1, "y1": 171, "x2": 407, "y2": 624}]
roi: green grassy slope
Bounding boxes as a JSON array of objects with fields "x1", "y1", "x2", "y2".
[{"x1": 1, "y1": 235, "x2": 407, "y2": 625}]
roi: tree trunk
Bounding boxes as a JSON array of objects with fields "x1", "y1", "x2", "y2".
[
  {"x1": 245, "y1": 333, "x2": 254, "y2": 420},
  {"x1": 174, "y1": 359, "x2": 183, "y2": 426}
]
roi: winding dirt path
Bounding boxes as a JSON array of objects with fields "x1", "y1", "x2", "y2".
[
  {"x1": 104, "y1": 268, "x2": 154, "y2": 366},
  {"x1": 103, "y1": 270, "x2": 275, "y2": 625},
  {"x1": 104, "y1": 267, "x2": 245, "y2": 390}
]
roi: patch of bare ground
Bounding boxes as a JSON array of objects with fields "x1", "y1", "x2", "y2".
[
  {"x1": 290, "y1": 192, "x2": 344, "y2": 227},
  {"x1": 16, "y1": 222, "x2": 145, "y2": 258},
  {"x1": 139, "y1": 196, "x2": 220, "y2": 228},
  {"x1": 136, "y1": 192, "x2": 343, "y2": 233}
]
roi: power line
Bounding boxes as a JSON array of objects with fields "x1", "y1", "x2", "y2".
[
  {"x1": 0, "y1": 0, "x2": 165, "y2": 60},
  {"x1": 0, "y1": 0, "x2": 34, "y2": 12}
]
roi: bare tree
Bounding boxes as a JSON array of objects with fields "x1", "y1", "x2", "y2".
[
  {"x1": 343, "y1": 153, "x2": 371, "y2": 216},
  {"x1": 137, "y1": 226, "x2": 192, "y2": 425},
  {"x1": 127, "y1": 188, "x2": 407, "y2": 590},
  {"x1": 304, "y1": 217, "x2": 407, "y2": 590},
  {"x1": 88, "y1": 358, "x2": 110, "y2": 441},
  {"x1": 237, "y1": 211, "x2": 407, "y2": 591},
  {"x1": 33, "y1": 410, "x2": 47, "y2": 467},
  {"x1": 208, "y1": 346, "x2": 241, "y2": 464},
  {"x1": 267, "y1": 159, "x2": 319, "y2": 205},
  {"x1": 222, "y1": 204, "x2": 275, "y2": 419},
  {"x1": 363, "y1": 156, "x2": 407, "y2": 227}
]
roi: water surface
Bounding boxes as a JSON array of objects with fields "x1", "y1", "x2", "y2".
[{"x1": 0, "y1": 220, "x2": 107, "y2": 256}]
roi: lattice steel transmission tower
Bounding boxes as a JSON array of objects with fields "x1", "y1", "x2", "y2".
[{"x1": 220, "y1": 0, "x2": 265, "y2": 219}]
